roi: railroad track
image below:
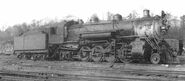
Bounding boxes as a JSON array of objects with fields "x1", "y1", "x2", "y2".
[
  {"x1": 0, "y1": 70, "x2": 170, "y2": 81},
  {"x1": 16, "y1": 62, "x2": 185, "y2": 80},
  {"x1": 56, "y1": 67, "x2": 185, "y2": 80},
  {"x1": 1, "y1": 67, "x2": 185, "y2": 81},
  {"x1": 4, "y1": 61, "x2": 185, "y2": 81}
]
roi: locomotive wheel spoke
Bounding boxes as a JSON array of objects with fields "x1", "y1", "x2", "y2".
[
  {"x1": 91, "y1": 46, "x2": 103, "y2": 62},
  {"x1": 79, "y1": 46, "x2": 91, "y2": 61}
]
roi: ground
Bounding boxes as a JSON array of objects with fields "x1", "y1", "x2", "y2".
[{"x1": 0, "y1": 55, "x2": 185, "y2": 81}]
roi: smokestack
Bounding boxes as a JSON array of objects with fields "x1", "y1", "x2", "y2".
[{"x1": 143, "y1": 9, "x2": 150, "y2": 17}]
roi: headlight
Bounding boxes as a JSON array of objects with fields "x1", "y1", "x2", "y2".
[
  {"x1": 161, "y1": 26, "x2": 166, "y2": 29},
  {"x1": 160, "y1": 26, "x2": 167, "y2": 34}
]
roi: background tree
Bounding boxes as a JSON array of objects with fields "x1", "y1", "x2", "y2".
[
  {"x1": 165, "y1": 13, "x2": 181, "y2": 39},
  {"x1": 127, "y1": 10, "x2": 139, "y2": 19}
]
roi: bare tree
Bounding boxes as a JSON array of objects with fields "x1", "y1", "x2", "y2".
[
  {"x1": 90, "y1": 14, "x2": 99, "y2": 22},
  {"x1": 127, "y1": 10, "x2": 139, "y2": 19}
]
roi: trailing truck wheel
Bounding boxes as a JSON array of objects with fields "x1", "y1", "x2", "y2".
[
  {"x1": 92, "y1": 46, "x2": 103, "y2": 62},
  {"x1": 150, "y1": 53, "x2": 160, "y2": 64},
  {"x1": 79, "y1": 46, "x2": 91, "y2": 61}
]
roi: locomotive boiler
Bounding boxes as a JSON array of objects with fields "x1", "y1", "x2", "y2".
[{"x1": 13, "y1": 10, "x2": 181, "y2": 64}]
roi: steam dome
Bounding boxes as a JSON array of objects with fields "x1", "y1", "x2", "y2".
[{"x1": 113, "y1": 14, "x2": 122, "y2": 21}]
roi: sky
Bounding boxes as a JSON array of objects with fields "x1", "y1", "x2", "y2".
[{"x1": 0, "y1": 0, "x2": 184, "y2": 30}]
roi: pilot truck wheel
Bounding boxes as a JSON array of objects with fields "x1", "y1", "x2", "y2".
[{"x1": 150, "y1": 53, "x2": 160, "y2": 64}]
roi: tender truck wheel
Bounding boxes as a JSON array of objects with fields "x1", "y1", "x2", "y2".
[
  {"x1": 150, "y1": 53, "x2": 160, "y2": 64},
  {"x1": 31, "y1": 55, "x2": 37, "y2": 61},
  {"x1": 17, "y1": 54, "x2": 23, "y2": 59}
]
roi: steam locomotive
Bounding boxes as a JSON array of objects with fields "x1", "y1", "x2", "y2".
[{"x1": 13, "y1": 10, "x2": 182, "y2": 64}]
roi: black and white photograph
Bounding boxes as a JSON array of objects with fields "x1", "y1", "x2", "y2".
[{"x1": 0, "y1": 0, "x2": 184, "y2": 81}]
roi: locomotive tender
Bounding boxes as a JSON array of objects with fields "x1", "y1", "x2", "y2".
[{"x1": 14, "y1": 10, "x2": 182, "y2": 64}]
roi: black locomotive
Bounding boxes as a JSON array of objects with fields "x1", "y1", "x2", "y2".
[{"x1": 14, "y1": 10, "x2": 182, "y2": 64}]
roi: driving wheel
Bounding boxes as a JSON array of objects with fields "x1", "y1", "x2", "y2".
[
  {"x1": 79, "y1": 46, "x2": 91, "y2": 61},
  {"x1": 91, "y1": 46, "x2": 103, "y2": 62}
]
